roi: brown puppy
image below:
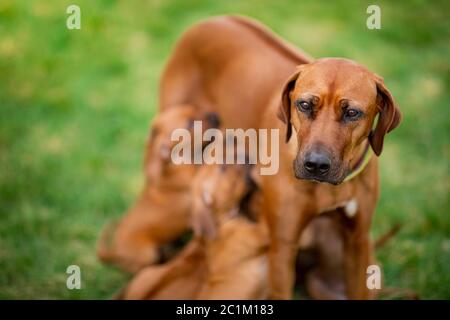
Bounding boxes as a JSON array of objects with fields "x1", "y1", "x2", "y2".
[
  {"x1": 160, "y1": 15, "x2": 401, "y2": 299},
  {"x1": 122, "y1": 163, "x2": 268, "y2": 300},
  {"x1": 97, "y1": 106, "x2": 219, "y2": 272},
  {"x1": 193, "y1": 164, "x2": 269, "y2": 300}
]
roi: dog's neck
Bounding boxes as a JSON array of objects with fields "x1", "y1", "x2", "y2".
[{"x1": 344, "y1": 139, "x2": 373, "y2": 182}]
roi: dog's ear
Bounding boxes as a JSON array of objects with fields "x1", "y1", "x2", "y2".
[
  {"x1": 191, "y1": 190, "x2": 218, "y2": 240},
  {"x1": 369, "y1": 75, "x2": 402, "y2": 156},
  {"x1": 277, "y1": 68, "x2": 302, "y2": 142}
]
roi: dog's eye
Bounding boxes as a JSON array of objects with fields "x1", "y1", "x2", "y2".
[
  {"x1": 343, "y1": 108, "x2": 362, "y2": 120},
  {"x1": 295, "y1": 100, "x2": 311, "y2": 113}
]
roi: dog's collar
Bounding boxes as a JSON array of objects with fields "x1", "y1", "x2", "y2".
[{"x1": 343, "y1": 142, "x2": 373, "y2": 182}]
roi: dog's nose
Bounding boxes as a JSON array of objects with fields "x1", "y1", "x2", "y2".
[{"x1": 303, "y1": 150, "x2": 331, "y2": 175}]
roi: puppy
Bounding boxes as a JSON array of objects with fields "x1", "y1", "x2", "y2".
[
  {"x1": 193, "y1": 163, "x2": 269, "y2": 300},
  {"x1": 121, "y1": 163, "x2": 269, "y2": 299},
  {"x1": 97, "y1": 106, "x2": 219, "y2": 272}
]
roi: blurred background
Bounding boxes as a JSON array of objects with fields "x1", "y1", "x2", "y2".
[{"x1": 0, "y1": 0, "x2": 449, "y2": 299}]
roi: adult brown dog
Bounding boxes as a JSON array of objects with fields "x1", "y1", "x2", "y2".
[{"x1": 160, "y1": 15, "x2": 401, "y2": 299}]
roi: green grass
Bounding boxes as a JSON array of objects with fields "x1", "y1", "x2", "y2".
[{"x1": 0, "y1": 0, "x2": 449, "y2": 299}]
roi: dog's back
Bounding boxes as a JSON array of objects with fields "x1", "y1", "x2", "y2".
[{"x1": 159, "y1": 16, "x2": 311, "y2": 129}]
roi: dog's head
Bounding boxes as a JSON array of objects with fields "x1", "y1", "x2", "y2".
[
  {"x1": 191, "y1": 163, "x2": 255, "y2": 240},
  {"x1": 145, "y1": 106, "x2": 220, "y2": 185},
  {"x1": 278, "y1": 58, "x2": 401, "y2": 185}
]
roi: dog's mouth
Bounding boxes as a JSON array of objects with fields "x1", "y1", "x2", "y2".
[
  {"x1": 293, "y1": 157, "x2": 346, "y2": 185},
  {"x1": 294, "y1": 171, "x2": 342, "y2": 185}
]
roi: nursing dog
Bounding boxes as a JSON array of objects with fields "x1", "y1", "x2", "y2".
[{"x1": 159, "y1": 15, "x2": 401, "y2": 299}]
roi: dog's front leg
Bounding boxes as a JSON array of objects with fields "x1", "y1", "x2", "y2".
[
  {"x1": 342, "y1": 203, "x2": 375, "y2": 300},
  {"x1": 267, "y1": 201, "x2": 312, "y2": 299}
]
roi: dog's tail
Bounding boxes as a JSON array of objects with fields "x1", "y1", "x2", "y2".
[
  {"x1": 375, "y1": 223, "x2": 420, "y2": 300},
  {"x1": 375, "y1": 223, "x2": 402, "y2": 250},
  {"x1": 379, "y1": 287, "x2": 420, "y2": 300}
]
